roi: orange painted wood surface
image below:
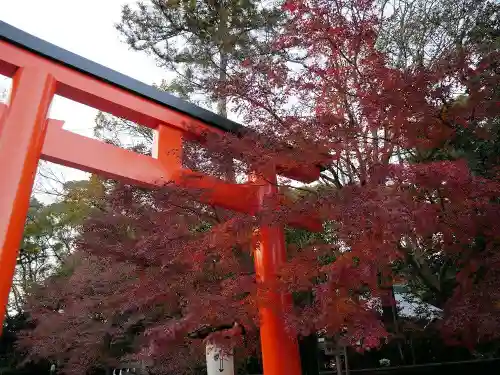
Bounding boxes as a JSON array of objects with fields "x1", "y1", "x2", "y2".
[{"x1": 0, "y1": 68, "x2": 56, "y2": 327}]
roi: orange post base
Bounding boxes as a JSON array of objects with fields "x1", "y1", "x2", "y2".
[
  {"x1": 252, "y1": 175, "x2": 302, "y2": 375},
  {"x1": 256, "y1": 227, "x2": 302, "y2": 375}
]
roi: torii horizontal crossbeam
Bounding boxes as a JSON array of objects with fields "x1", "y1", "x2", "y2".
[{"x1": 39, "y1": 116, "x2": 320, "y2": 231}]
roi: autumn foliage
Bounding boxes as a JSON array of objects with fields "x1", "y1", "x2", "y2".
[{"x1": 19, "y1": 0, "x2": 499, "y2": 373}]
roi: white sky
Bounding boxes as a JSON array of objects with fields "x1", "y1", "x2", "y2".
[{"x1": 1, "y1": 0, "x2": 169, "y2": 201}]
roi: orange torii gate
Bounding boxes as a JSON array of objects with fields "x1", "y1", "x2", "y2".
[{"x1": 0, "y1": 21, "x2": 325, "y2": 375}]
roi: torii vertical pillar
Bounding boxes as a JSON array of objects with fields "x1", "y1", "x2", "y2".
[
  {"x1": 0, "y1": 68, "x2": 55, "y2": 321},
  {"x1": 252, "y1": 173, "x2": 302, "y2": 375}
]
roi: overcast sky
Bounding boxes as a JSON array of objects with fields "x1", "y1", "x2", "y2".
[{"x1": 1, "y1": 0, "x2": 169, "y2": 200}]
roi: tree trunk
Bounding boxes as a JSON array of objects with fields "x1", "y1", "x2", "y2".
[
  {"x1": 216, "y1": 2, "x2": 229, "y2": 119},
  {"x1": 380, "y1": 284, "x2": 406, "y2": 364},
  {"x1": 299, "y1": 334, "x2": 320, "y2": 375},
  {"x1": 218, "y1": 50, "x2": 228, "y2": 118},
  {"x1": 214, "y1": 3, "x2": 234, "y2": 183}
]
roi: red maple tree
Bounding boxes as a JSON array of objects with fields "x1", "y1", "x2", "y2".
[
  {"x1": 19, "y1": 0, "x2": 499, "y2": 373},
  {"x1": 231, "y1": 0, "x2": 500, "y2": 347}
]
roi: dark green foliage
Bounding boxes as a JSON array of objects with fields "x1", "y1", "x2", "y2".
[
  {"x1": 0, "y1": 314, "x2": 51, "y2": 375},
  {"x1": 117, "y1": 0, "x2": 284, "y2": 115}
]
